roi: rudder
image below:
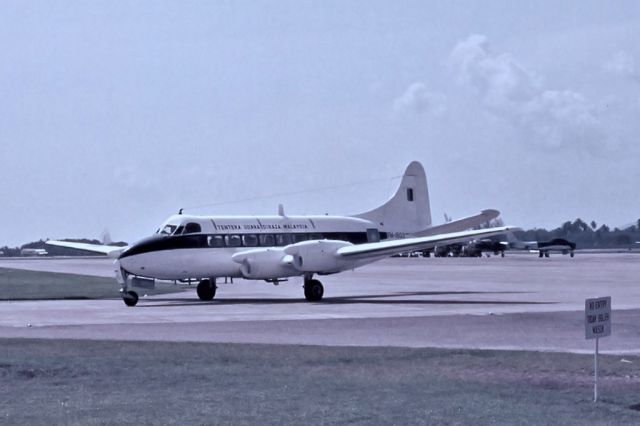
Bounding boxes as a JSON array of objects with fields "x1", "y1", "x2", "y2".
[{"x1": 354, "y1": 161, "x2": 431, "y2": 234}]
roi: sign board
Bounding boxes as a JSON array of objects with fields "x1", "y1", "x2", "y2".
[{"x1": 585, "y1": 296, "x2": 611, "y2": 340}]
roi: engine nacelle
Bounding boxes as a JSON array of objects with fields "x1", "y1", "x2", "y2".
[
  {"x1": 231, "y1": 248, "x2": 295, "y2": 279},
  {"x1": 284, "y1": 240, "x2": 353, "y2": 273}
]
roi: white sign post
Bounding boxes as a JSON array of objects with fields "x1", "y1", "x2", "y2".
[{"x1": 585, "y1": 296, "x2": 612, "y2": 403}]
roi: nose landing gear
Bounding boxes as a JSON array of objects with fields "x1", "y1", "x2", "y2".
[{"x1": 121, "y1": 290, "x2": 139, "y2": 307}]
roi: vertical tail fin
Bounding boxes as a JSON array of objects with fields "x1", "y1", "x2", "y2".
[{"x1": 354, "y1": 161, "x2": 431, "y2": 234}]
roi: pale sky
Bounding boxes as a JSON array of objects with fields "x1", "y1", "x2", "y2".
[{"x1": 2, "y1": 1, "x2": 639, "y2": 246}]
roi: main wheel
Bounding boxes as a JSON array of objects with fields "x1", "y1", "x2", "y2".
[
  {"x1": 304, "y1": 279, "x2": 324, "y2": 302},
  {"x1": 197, "y1": 279, "x2": 216, "y2": 301},
  {"x1": 123, "y1": 290, "x2": 139, "y2": 307}
]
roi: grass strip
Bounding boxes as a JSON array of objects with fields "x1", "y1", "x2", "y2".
[{"x1": 1, "y1": 339, "x2": 639, "y2": 425}]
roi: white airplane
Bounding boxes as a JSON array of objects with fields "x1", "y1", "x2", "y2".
[
  {"x1": 47, "y1": 161, "x2": 517, "y2": 306},
  {"x1": 20, "y1": 248, "x2": 48, "y2": 256}
]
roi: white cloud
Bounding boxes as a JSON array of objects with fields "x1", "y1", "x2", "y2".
[
  {"x1": 393, "y1": 82, "x2": 446, "y2": 116},
  {"x1": 604, "y1": 51, "x2": 637, "y2": 80},
  {"x1": 520, "y1": 90, "x2": 605, "y2": 151},
  {"x1": 450, "y1": 34, "x2": 541, "y2": 106},
  {"x1": 450, "y1": 34, "x2": 608, "y2": 153}
]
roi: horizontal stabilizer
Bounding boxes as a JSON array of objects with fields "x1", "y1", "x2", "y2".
[{"x1": 415, "y1": 209, "x2": 500, "y2": 237}]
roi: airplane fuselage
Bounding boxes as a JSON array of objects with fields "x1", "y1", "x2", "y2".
[{"x1": 117, "y1": 214, "x2": 384, "y2": 281}]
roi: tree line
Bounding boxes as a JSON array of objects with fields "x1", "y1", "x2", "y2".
[{"x1": 513, "y1": 218, "x2": 640, "y2": 249}]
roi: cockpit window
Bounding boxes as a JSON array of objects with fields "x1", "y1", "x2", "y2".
[
  {"x1": 174, "y1": 226, "x2": 184, "y2": 235},
  {"x1": 183, "y1": 222, "x2": 202, "y2": 234},
  {"x1": 160, "y1": 224, "x2": 177, "y2": 235}
]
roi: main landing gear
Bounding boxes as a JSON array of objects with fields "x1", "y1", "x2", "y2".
[
  {"x1": 197, "y1": 278, "x2": 217, "y2": 301},
  {"x1": 304, "y1": 277, "x2": 324, "y2": 302}
]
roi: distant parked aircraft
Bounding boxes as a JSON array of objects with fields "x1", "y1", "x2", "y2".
[
  {"x1": 508, "y1": 237, "x2": 576, "y2": 257},
  {"x1": 20, "y1": 248, "x2": 48, "y2": 256},
  {"x1": 463, "y1": 239, "x2": 509, "y2": 257},
  {"x1": 536, "y1": 238, "x2": 576, "y2": 257}
]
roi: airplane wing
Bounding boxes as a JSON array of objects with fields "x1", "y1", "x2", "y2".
[
  {"x1": 414, "y1": 209, "x2": 500, "y2": 237},
  {"x1": 337, "y1": 226, "x2": 519, "y2": 260},
  {"x1": 46, "y1": 240, "x2": 128, "y2": 258}
]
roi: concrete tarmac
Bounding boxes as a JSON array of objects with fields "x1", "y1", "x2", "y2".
[{"x1": 0, "y1": 254, "x2": 638, "y2": 354}]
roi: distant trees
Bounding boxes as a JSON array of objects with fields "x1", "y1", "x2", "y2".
[
  {"x1": 0, "y1": 246, "x2": 20, "y2": 257},
  {"x1": 616, "y1": 234, "x2": 632, "y2": 246},
  {"x1": 514, "y1": 218, "x2": 640, "y2": 249}
]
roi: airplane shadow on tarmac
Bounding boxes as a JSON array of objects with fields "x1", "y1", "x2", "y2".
[{"x1": 136, "y1": 290, "x2": 553, "y2": 308}]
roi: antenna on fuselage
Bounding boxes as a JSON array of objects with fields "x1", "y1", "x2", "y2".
[
  {"x1": 178, "y1": 208, "x2": 183, "y2": 215},
  {"x1": 278, "y1": 204, "x2": 286, "y2": 216}
]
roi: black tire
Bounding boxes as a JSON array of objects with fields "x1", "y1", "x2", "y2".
[
  {"x1": 123, "y1": 290, "x2": 139, "y2": 307},
  {"x1": 197, "y1": 279, "x2": 216, "y2": 301},
  {"x1": 304, "y1": 279, "x2": 324, "y2": 302}
]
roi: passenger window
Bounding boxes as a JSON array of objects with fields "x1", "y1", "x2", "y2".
[
  {"x1": 276, "y1": 234, "x2": 292, "y2": 246},
  {"x1": 225, "y1": 235, "x2": 242, "y2": 247},
  {"x1": 292, "y1": 234, "x2": 307, "y2": 243},
  {"x1": 184, "y1": 222, "x2": 202, "y2": 234},
  {"x1": 259, "y1": 234, "x2": 275, "y2": 246},
  {"x1": 309, "y1": 233, "x2": 323, "y2": 240},
  {"x1": 208, "y1": 235, "x2": 225, "y2": 248},
  {"x1": 366, "y1": 228, "x2": 380, "y2": 243},
  {"x1": 242, "y1": 234, "x2": 258, "y2": 247}
]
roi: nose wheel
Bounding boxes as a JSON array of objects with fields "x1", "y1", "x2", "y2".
[
  {"x1": 122, "y1": 290, "x2": 139, "y2": 307},
  {"x1": 304, "y1": 279, "x2": 324, "y2": 302},
  {"x1": 197, "y1": 278, "x2": 217, "y2": 301}
]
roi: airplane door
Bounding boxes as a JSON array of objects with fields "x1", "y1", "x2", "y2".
[{"x1": 366, "y1": 228, "x2": 380, "y2": 243}]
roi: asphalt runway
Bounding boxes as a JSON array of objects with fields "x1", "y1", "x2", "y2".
[{"x1": 0, "y1": 254, "x2": 639, "y2": 354}]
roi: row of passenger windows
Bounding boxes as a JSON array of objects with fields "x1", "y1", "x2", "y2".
[{"x1": 206, "y1": 233, "x2": 368, "y2": 248}]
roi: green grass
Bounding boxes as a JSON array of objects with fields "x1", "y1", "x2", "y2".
[
  {"x1": 1, "y1": 339, "x2": 639, "y2": 425},
  {"x1": 0, "y1": 268, "x2": 182, "y2": 300}
]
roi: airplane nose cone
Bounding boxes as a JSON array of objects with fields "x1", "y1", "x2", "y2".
[{"x1": 118, "y1": 235, "x2": 164, "y2": 260}]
